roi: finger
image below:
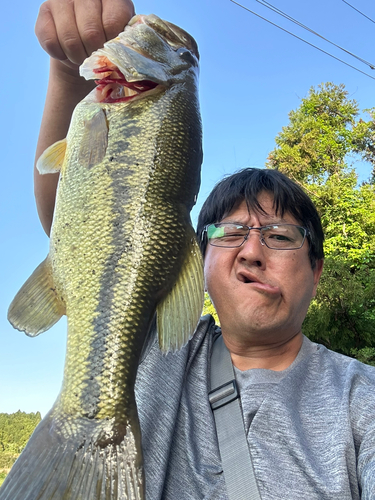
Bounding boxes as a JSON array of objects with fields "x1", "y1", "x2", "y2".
[
  {"x1": 48, "y1": 0, "x2": 88, "y2": 66},
  {"x1": 102, "y1": 0, "x2": 135, "y2": 41},
  {"x1": 35, "y1": 2, "x2": 66, "y2": 61},
  {"x1": 74, "y1": 0, "x2": 107, "y2": 58}
]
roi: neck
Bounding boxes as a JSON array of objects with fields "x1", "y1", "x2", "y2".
[{"x1": 222, "y1": 330, "x2": 303, "y2": 371}]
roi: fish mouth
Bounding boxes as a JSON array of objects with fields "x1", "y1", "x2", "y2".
[
  {"x1": 80, "y1": 13, "x2": 199, "y2": 103},
  {"x1": 93, "y1": 59, "x2": 159, "y2": 103}
]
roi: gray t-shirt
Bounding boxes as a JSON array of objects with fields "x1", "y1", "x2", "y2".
[
  {"x1": 135, "y1": 316, "x2": 375, "y2": 500},
  {"x1": 235, "y1": 335, "x2": 318, "y2": 434}
]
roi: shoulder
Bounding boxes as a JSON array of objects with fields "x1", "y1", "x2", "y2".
[
  {"x1": 135, "y1": 314, "x2": 216, "y2": 430},
  {"x1": 281, "y1": 336, "x2": 375, "y2": 409},
  {"x1": 188, "y1": 314, "x2": 218, "y2": 357},
  {"x1": 137, "y1": 314, "x2": 216, "y2": 380},
  {"x1": 303, "y1": 339, "x2": 375, "y2": 430},
  {"x1": 313, "y1": 340, "x2": 375, "y2": 384}
]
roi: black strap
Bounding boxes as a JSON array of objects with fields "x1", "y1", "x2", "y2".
[{"x1": 209, "y1": 334, "x2": 262, "y2": 500}]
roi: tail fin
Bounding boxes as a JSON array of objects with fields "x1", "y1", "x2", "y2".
[{"x1": 0, "y1": 410, "x2": 144, "y2": 500}]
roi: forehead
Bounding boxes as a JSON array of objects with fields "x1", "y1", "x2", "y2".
[{"x1": 221, "y1": 192, "x2": 298, "y2": 224}]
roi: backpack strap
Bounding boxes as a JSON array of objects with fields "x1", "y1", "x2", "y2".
[{"x1": 209, "y1": 334, "x2": 262, "y2": 500}]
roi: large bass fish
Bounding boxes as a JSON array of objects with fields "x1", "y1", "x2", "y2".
[{"x1": 2, "y1": 14, "x2": 203, "y2": 500}]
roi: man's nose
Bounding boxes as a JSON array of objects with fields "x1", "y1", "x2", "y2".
[{"x1": 236, "y1": 230, "x2": 265, "y2": 267}]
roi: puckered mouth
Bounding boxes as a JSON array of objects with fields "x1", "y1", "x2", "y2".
[
  {"x1": 236, "y1": 271, "x2": 281, "y2": 295},
  {"x1": 93, "y1": 58, "x2": 159, "y2": 103},
  {"x1": 238, "y1": 275, "x2": 256, "y2": 284},
  {"x1": 237, "y1": 271, "x2": 261, "y2": 284}
]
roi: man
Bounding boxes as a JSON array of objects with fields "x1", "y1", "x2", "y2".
[{"x1": 33, "y1": 1, "x2": 375, "y2": 498}]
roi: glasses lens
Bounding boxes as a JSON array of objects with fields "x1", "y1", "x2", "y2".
[
  {"x1": 261, "y1": 225, "x2": 306, "y2": 249},
  {"x1": 207, "y1": 223, "x2": 248, "y2": 247}
]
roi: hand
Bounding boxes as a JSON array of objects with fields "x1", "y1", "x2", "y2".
[{"x1": 35, "y1": 0, "x2": 135, "y2": 69}]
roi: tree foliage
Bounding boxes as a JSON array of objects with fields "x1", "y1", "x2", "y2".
[
  {"x1": 0, "y1": 411, "x2": 41, "y2": 485},
  {"x1": 267, "y1": 83, "x2": 375, "y2": 363},
  {"x1": 202, "y1": 292, "x2": 220, "y2": 325},
  {"x1": 267, "y1": 83, "x2": 375, "y2": 184},
  {"x1": 0, "y1": 411, "x2": 41, "y2": 455}
]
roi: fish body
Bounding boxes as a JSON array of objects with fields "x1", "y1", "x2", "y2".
[{"x1": 2, "y1": 15, "x2": 203, "y2": 500}]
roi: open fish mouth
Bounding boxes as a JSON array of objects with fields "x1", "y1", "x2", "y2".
[
  {"x1": 80, "y1": 13, "x2": 199, "y2": 104},
  {"x1": 93, "y1": 59, "x2": 159, "y2": 103}
]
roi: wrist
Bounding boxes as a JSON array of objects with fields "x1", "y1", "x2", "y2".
[{"x1": 49, "y1": 58, "x2": 95, "y2": 94}]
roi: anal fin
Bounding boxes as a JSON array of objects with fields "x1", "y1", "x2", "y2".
[
  {"x1": 8, "y1": 257, "x2": 65, "y2": 336},
  {"x1": 157, "y1": 229, "x2": 204, "y2": 352}
]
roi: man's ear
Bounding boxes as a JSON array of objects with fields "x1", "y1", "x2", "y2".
[{"x1": 312, "y1": 259, "x2": 324, "y2": 297}]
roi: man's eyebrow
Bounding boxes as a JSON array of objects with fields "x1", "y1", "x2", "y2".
[
  {"x1": 219, "y1": 219, "x2": 246, "y2": 224},
  {"x1": 220, "y1": 216, "x2": 290, "y2": 225},
  {"x1": 261, "y1": 217, "x2": 290, "y2": 225},
  {"x1": 218, "y1": 219, "x2": 248, "y2": 225}
]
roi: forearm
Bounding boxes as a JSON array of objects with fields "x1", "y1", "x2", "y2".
[
  {"x1": 33, "y1": 0, "x2": 135, "y2": 235},
  {"x1": 34, "y1": 59, "x2": 95, "y2": 235}
]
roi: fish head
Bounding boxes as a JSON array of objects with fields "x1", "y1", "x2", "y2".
[{"x1": 80, "y1": 14, "x2": 199, "y2": 104}]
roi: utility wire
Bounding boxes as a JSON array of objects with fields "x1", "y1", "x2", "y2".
[
  {"x1": 342, "y1": 0, "x2": 375, "y2": 25},
  {"x1": 255, "y1": 0, "x2": 375, "y2": 69},
  {"x1": 230, "y1": 0, "x2": 375, "y2": 81}
]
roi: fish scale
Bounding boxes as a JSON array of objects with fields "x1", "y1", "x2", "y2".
[{"x1": 3, "y1": 14, "x2": 203, "y2": 500}]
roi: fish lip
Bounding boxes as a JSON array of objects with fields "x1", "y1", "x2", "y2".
[{"x1": 128, "y1": 14, "x2": 144, "y2": 26}]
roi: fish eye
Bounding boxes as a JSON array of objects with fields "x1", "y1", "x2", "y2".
[{"x1": 176, "y1": 47, "x2": 196, "y2": 65}]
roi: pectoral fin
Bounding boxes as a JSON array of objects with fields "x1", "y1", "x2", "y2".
[
  {"x1": 78, "y1": 106, "x2": 108, "y2": 169},
  {"x1": 36, "y1": 139, "x2": 67, "y2": 174},
  {"x1": 157, "y1": 231, "x2": 204, "y2": 352},
  {"x1": 8, "y1": 257, "x2": 65, "y2": 336}
]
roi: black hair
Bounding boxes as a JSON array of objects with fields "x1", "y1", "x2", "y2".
[{"x1": 197, "y1": 168, "x2": 324, "y2": 268}]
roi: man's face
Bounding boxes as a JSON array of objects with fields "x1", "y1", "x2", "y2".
[{"x1": 204, "y1": 192, "x2": 323, "y2": 344}]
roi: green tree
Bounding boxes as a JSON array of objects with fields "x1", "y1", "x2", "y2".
[
  {"x1": 0, "y1": 411, "x2": 41, "y2": 485},
  {"x1": 202, "y1": 292, "x2": 220, "y2": 325},
  {"x1": 267, "y1": 83, "x2": 375, "y2": 363},
  {"x1": 0, "y1": 411, "x2": 41, "y2": 455},
  {"x1": 267, "y1": 82, "x2": 375, "y2": 184}
]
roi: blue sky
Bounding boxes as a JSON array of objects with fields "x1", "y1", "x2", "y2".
[{"x1": 1, "y1": 0, "x2": 375, "y2": 417}]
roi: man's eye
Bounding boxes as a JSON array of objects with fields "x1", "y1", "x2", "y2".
[
  {"x1": 268, "y1": 233, "x2": 292, "y2": 241},
  {"x1": 224, "y1": 232, "x2": 245, "y2": 238},
  {"x1": 208, "y1": 225, "x2": 247, "y2": 239}
]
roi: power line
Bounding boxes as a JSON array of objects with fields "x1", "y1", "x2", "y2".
[
  {"x1": 342, "y1": 0, "x2": 375, "y2": 25},
  {"x1": 255, "y1": 0, "x2": 375, "y2": 69},
  {"x1": 230, "y1": 0, "x2": 375, "y2": 81}
]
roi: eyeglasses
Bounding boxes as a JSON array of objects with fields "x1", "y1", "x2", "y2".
[{"x1": 203, "y1": 223, "x2": 308, "y2": 250}]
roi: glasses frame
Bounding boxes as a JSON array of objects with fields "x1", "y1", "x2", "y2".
[{"x1": 203, "y1": 223, "x2": 309, "y2": 250}]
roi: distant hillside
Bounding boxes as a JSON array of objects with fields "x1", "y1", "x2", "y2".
[{"x1": 0, "y1": 411, "x2": 41, "y2": 486}]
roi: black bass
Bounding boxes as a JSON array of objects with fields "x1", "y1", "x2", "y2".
[{"x1": 2, "y1": 14, "x2": 203, "y2": 500}]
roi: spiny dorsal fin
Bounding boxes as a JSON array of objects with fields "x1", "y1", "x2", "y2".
[
  {"x1": 36, "y1": 139, "x2": 67, "y2": 174},
  {"x1": 8, "y1": 257, "x2": 65, "y2": 336},
  {"x1": 157, "y1": 229, "x2": 204, "y2": 352}
]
